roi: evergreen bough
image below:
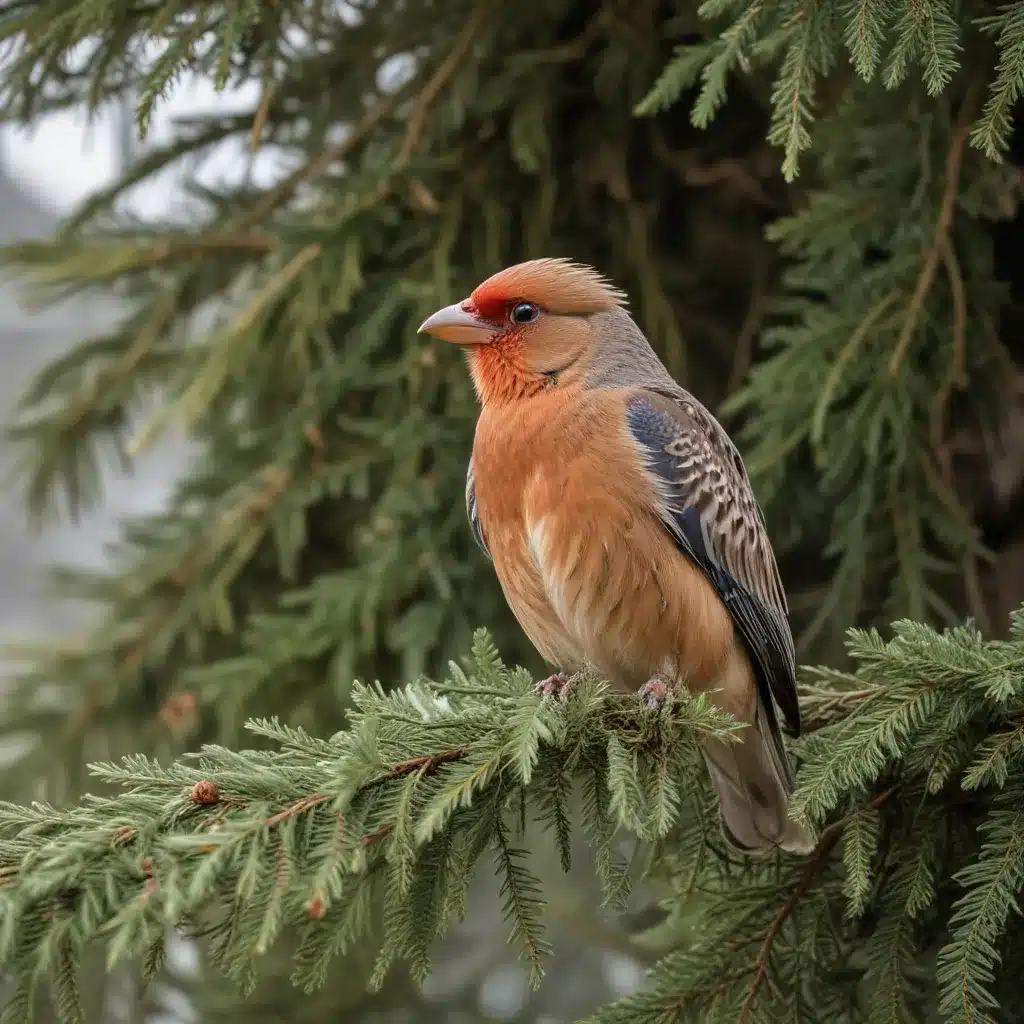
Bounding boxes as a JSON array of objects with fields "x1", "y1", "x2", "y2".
[
  {"x1": 3, "y1": 620, "x2": 1024, "y2": 1022},
  {"x1": 0, "y1": 0, "x2": 1023, "y2": 1021}
]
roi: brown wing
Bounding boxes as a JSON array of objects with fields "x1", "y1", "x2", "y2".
[{"x1": 626, "y1": 390, "x2": 800, "y2": 738}]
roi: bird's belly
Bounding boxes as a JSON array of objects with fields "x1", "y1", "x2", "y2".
[
  {"x1": 529, "y1": 501, "x2": 735, "y2": 691},
  {"x1": 488, "y1": 529, "x2": 588, "y2": 671},
  {"x1": 486, "y1": 473, "x2": 737, "y2": 693}
]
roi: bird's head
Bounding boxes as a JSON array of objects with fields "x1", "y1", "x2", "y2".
[{"x1": 417, "y1": 258, "x2": 630, "y2": 405}]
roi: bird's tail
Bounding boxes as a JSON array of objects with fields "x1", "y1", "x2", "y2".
[{"x1": 701, "y1": 696, "x2": 816, "y2": 857}]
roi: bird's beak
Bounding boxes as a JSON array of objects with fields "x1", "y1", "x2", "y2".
[{"x1": 417, "y1": 302, "x2": 495, "y2": 346}]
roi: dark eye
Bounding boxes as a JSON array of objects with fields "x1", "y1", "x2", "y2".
[{"x1": 510, "y1": 302, "x2": 539, "y2": 325}]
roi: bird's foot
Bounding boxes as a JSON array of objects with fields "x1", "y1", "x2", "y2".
[
  {"x1": 536, "y1": 672, "x2": 576, "y2": 702},
  {"x1": 639, "y1": 673, "x2": 675, "y2": 710}
]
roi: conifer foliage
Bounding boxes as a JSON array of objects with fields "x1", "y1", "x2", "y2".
[
  {"x1": 4, "y1": 620, "x2": 1024, "y2": 1022},
  {"x1": 1, "y1": 0, "x2": 1024, "y2": 1021}
]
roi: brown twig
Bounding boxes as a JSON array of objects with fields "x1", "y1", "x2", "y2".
[
  {"x1": 651, "y1": 130, "x2": 778, "y2": 208},
  {"x1": 889, "y1": 87, "x2": 979, "y2": 377},
  {"x1": 395, "y1": 6, "x2": 488, "y2": 167},
  {"x1": 739, "y1": 787, "x2": 895, "y2": 1022},
  {"x1": 135, "y1": 234, "x2": 276, "y2": 266},
  {"x1": 251, "y1": 80, "x2": 274, "y2": 152},
  {"x1": 275, "y1": 842, "x2": 286, "y2": 887},
  {"x1": 111, "y1": 826, "x2": 138, "y2": 848},
  {"x1": 665, "y1": 971, "x2": 750, "y2": 1018},
  {"x1": 728, "y1": 259, "x2": 769, "y2": 393},
  {"x1": 200, "y1": 750, "x2": 465, "y2": 839},
  {"x1": 927, "y1": 235, "x2": 994, "y2": 635},
  {"x1": 265, "y1": 793, "x2": 330, "y2": 828},
  {"x1": 384, "y1": 749, "x2": 467, "y2": 780},
  {"x1": 360, "y1": 824, "x2": 394, "y2": 847},
  {"x1": 797, "y1": 685, "x2": 881, "y2": 731},
  {"x1": 237, "y1": 5, "x2": 486, "y2": 230}
]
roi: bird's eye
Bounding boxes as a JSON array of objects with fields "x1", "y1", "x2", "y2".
[{"x1": 509, "y1": 302, "x2": 540, "y2": 325}]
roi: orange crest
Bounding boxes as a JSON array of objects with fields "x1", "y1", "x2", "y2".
[{"x1": 470, "y1": 258, "x2": 626, "y2": 318}]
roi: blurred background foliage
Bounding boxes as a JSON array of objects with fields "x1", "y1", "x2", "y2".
[{"x1": 0, "y1": 0, "x2": 1022, "y2": 1020}]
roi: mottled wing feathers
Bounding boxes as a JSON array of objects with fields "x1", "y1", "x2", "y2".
[
  {"x1": 465, "y1": 455, "x2": 490, "y2": 559},
  {"x1": 626, "y1": 391, "x2": 800, "y2": 739}
]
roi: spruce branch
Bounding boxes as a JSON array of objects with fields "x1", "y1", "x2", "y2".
[
  {"x1": 639, "y1": 1, "x2": 1024, "y2": 169},
  {"x1": 250, "y1": 80, "x2": 274, "y2": 153},
  {"x1": 796, "y1": 681, "x2": 883, "y2": 730},
  {"x1": 3, "y1": 614, "x2": 1024, "y2": 1019},
  {"x1": 738, "y1": 787, "x2": 895, "y2": 1023},
  {"x1": 937, "y1": 801, "x2": 1024, "y2": 1024},
  {"x1": 0, "y1": 633, "x2": 744, "y2": 1008},
  {"x1": 972, "y1": 4, "x2": 1024, "y2": 158},
  {"x1": 888, "y1": 83, "x2": 979, "y2": 377},
  {"x1": 589, "y1": 610, "x2": 1024, "y2": 1022}
]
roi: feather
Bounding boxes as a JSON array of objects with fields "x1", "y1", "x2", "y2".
[
  {"x1": 625, "y1": 390, "x2": 801, "y2": 751},
  {"x1": 465, "y1": 455, "x2": 490, "y2": 558}
]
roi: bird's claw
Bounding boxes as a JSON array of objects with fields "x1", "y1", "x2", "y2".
[
  {"x1": 536, "y1": 672, "x2": 575, "y2": 702},
  {"x1": 639, "y1": 674, "x2": 673, "y2": 710}
]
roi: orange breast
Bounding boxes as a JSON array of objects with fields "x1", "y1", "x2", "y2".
[
  {"x1": 472, "y1": 388, "x2": 737, "y2": 693},
  {"x1": 472, "y1": 387, "x2": 580, "y2": 669}
]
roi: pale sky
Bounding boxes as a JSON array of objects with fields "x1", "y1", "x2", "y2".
[
  {"x1": 0, "y1": 72, "x2": 273, "y2": 218},
  {"x1": 0, "y1": 27, "x2": 413, "y2": 220}
]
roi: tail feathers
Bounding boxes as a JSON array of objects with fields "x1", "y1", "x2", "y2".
[{"x1": 701, "y1": 700, "x2": 816, "y2": 857}]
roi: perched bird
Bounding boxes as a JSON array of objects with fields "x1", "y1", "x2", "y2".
[{"x1": 419, "y1": 258, "x2": 815, "y2": 856}]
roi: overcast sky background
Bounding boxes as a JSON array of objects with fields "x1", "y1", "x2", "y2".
[{"x1": 1, "y1": 73, "x2": 268, "y2": 218}]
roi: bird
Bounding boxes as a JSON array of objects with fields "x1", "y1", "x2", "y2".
[{"x1": 418, "y1": 258, "x2": 815, "y2": 857}]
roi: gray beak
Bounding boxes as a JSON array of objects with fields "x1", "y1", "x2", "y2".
[{"x1": 418, "y1": 303, "x2": 496, "y2": 345}]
